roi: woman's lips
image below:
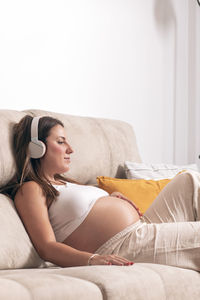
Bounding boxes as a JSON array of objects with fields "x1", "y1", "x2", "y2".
[{"x1": 64, "y1": 157, "x2": 70, "y2": 161}]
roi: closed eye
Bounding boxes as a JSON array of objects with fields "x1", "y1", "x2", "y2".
[{"x1": 57, "y1": 141, "x2": 64, "y2": 144}]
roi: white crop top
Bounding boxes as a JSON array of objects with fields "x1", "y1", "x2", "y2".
[{"x1": 48, "y1": 182, "x2": 109, "y2": 242}]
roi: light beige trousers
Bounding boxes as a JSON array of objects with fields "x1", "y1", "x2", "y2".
[{"x1": 95, "y1": 171, "x2": 200, "y2": 271}]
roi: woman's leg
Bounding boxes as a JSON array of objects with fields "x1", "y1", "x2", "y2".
[
  {"x1": 96, "y1": 171, "x2": 200, "y2": 271},
  {"x1": 96, "y1": 220, "x2": 200, "y2": 272},
  {"x1": 143, "y1": 171, "x2": 200, "y2": 223}
]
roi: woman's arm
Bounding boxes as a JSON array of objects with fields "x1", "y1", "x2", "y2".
[
  {"x1": 14, "y1": 181, "x2": 134, "y2": 267},
  {"x1": 14, "y1": 181, "x2": 92, "y2": 267}
]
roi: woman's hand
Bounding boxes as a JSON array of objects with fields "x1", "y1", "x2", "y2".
[
  {"x1": 89, "y1": 254, "x2": 134, "y2": 266},
  {"x1": 110, "y1": 191, "x2": 129, "y2": 200},
  {"x1": 110, "y1": 191, "x2": 143, "y2": 217}
]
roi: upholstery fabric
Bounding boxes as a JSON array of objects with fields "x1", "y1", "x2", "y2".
[
  {"x1": 0, "y1": 194, "x2": 54, "y2": 269},
  {"x1": 0, "y1": 268, "x2": 102, "y2": 300},
  {"x1": 1, "y1": 264, "x2": 199, "y2": 300},
  {"x1": 0, "y1": 110, "x2": 27, "y2": 188},
  {"x1": 51, "y1": 264, "x2": 200, "y2": 300}
]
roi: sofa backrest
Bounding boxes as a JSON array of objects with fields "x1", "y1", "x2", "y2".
[
  {"x1": 0, "y1": 109, "x2": 141, "y2": 269},
  {"x1": 0, "y1": 109, "x2": 141, "y2": 187},
  {"x1": 0, "y1": 110, "x2": 27, "y2": 188}
]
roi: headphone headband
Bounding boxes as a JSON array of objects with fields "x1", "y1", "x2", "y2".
[{"x1": 31, "y1": 116, "x2": 41, "y2": 141}]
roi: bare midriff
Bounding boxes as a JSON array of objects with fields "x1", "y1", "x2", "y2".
[{"x1": 62, "y1": 196, "x2": 140, "y2": 253}]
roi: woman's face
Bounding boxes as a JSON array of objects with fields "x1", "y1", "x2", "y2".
[{"x1": 40, "y1": 124, "x2": 73, "y2": 179}]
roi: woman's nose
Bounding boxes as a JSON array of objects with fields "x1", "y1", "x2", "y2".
[{"x1": 66, "y1": 143, "x2": 73, "y2": 154}]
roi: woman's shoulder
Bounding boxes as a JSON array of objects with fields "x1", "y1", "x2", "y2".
[{"x1": 15, "y1": 181, "x2": 44, "y2": 199}]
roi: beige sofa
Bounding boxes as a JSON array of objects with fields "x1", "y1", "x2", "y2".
[{"x1": 1, "y1": 109, "x2": 200, "y2": 300}]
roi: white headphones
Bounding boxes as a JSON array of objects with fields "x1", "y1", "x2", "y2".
[{"x1": 28, "y1": 116, "x2": 46, "y2": 159}]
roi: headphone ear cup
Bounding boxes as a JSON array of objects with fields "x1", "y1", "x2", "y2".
[{"x1": 28, "y1": 140, "x2": 46, "y2": 159}]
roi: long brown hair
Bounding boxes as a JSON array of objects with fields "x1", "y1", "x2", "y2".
[{"x1": 1, "y1": 115, "x2": 74, "y2": 208}]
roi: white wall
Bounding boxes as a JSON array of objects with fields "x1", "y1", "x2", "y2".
[
  {"x1": 173, "y1": 0, "x2": 200, "y2": 170},
  {"x1": 195, "y1": 4, "x2": 200, "y2": 170},
  {"x1": 0, "y1": 0, "x2": 199, "y2": 167},
  {"x1": 188, "y1": 0, "x2": 200, "y2": 170}
]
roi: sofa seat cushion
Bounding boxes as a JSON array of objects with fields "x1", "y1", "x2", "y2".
[
  {"x1": 0, "y1": 268, "x2": 102, "y2": 300},
  {"x1": 1, "y1": 263, "x2": 200, "y2": 300},
  {"x1": 0, "y1": 263, "x2": 200, "y2": 300},
  {"x1": 42, "y1": 263, "x2": 200, "y2": 300}
]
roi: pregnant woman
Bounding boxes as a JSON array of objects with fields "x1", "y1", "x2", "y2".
[{"x1": 2, "y1": 115, "x2": 200, "y2": 271}]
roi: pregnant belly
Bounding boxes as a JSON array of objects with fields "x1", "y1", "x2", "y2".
[{"x1": 62, "y1": 196, "x2": 140, "y2": 252}]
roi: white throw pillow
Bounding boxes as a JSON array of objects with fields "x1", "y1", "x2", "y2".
[{"x1": 124, "y1": 161, "x2": 199, "y2": 180}]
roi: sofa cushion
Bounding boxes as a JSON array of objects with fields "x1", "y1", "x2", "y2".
[
  {"x1": 1, "y1": 264, "x2": 200, "y2": 300},
  {"x1": 0, "y1": 110, "x2": 27, "y2": 188},
  {"x1": 0, "y1": 194, "x2": 54, "y2": 269},
  {"x1": 0, "y1": 268, "x2": 102, "y2": 300},
  {"x1": 2, "y1": 263, "x2": 199, "y2": 300},
  {"x1": 46, "y1": 263, "x2": 200, "y2": 300},
  {"x1": 124, "y1": 161, "x2": 199, "y2": 180}
]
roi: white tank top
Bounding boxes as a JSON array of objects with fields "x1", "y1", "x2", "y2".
[{"x1": 48, "y1": 182, "x2": 109, "y2": 242}]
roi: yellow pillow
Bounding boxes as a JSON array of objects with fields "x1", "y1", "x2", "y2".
[{"x1": 96, "y1": 176, "x2": 171, "y2": 214}]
